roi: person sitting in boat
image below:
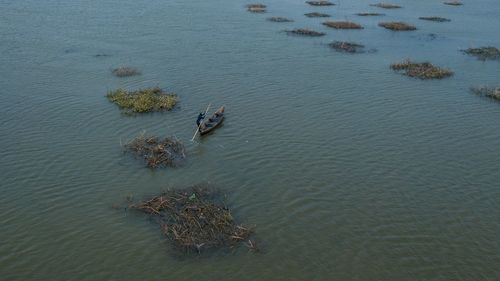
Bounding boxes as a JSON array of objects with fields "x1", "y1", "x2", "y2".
[{"x1": 196, "y1": 112, "x2": 205, "y2": 126}]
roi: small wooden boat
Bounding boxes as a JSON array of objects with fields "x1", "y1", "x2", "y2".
[{"x1": 199, "y1": 106, "x2": 224, "y2": 135}]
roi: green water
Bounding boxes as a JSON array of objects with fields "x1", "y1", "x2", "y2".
[{"x1": 1, "y1": 0, "x2": 499, "y2": 280}]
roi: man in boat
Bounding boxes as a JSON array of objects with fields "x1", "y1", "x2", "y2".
[{"x1": 196, "y1": 112, "x2": 205, "y2": 126}]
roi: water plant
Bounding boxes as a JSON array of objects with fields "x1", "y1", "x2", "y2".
[
  {"x1": 370, "y1": 3, "x2": 402, "y2": 9},
  {"x1": 470, "y1": 87, "x2": 500, "y2": 101},
  {"x1": 356, "y1": 12, "x2": 385, "y2": 16},
  {"x1": 323, "y1": 21, "x2": 363, "y2": 29},
  {"x1": 129, "y1": 185, "x2": 256, "y2": 253},
  {"x1": 379, "y1": 21, "x2": 416, "y2": 31},
  {"x1": 112, "y1": 67, "x2": 141, "y2": 77},
  {"x1": 267, "y1": 16, "x2": 293, "y2": 22},
  {"x1": 124, "y1": 134, "x2": 186, "y2": 168},
  {"x1": 329, "y1": 41, "x2": 365, "y2": 53},
  {"x1": 390, "y1": 60, "x2": 453, "y2": 79},
  {"x1": 305, "y1": 12, "x2": 331, "y2": 17},
  {"x1": 107, "y1": 87, "x2": 177, "y2": 113},
  {"x1": 247, "y1": 3, "x2": 266, "y2": 13},
  {"x1": 419, "y1": 16, "x2": 450, "y2": 22},
  {"x1": 306, "y1": 1, "x2": 335, "y2": 6},
  {"x1": 285, "y1": 28, "x2": 326, "y2": 36},
  {"x1": 463, "y1": 47, "x2": 500, "y2": 60},
  {"x1": 444, "y1": 1, "x2": 463, "y2": 5}
]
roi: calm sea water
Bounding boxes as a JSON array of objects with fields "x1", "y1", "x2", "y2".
[{"x1": 1, "y1": 0, "x2": 499, "y2": 280}]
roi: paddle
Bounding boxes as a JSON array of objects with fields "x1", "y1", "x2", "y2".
[{"x1": 191, "y1": 103, "x2": 211, "y2": 141}]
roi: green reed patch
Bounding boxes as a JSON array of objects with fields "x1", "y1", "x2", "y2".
[
  {"x1": 107, "y1": 87, "x2": 177, "y2": 113},
  {"x1": 390, "y1": 60, "x2": 453, "y2": 79},
  {"x1": 463, "y1": 47, "x2": 500, "y2": 61},
  {"x1": 329, "y1": 41, "x2": 365, "y2": 53}
]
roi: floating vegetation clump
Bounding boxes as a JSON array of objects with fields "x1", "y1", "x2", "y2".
[
  {"x1": 470, "y1": 87, "x2": 500, "y2": 101},
  {"x1": 286, "y1": 28, "x2": 326, "y2": 36},
  {"x1": 390, "y1": 60, "x2": 453, "y2": 79},
  {"x1": 419, "y1": 16, "x2": 450, "y2": 22},
  {"x1": 444, "y1": 1, "x2": 463, "y2": 6},
  {"x1": 305, "y1": 12, "x2": 331, "y2": 17},
  {"x1": 323, "y1": 21, "x2": 363, "y2": 29},
  {"x1": 356, "y1": 12, "x2": 385, "y2": 16},
  {"x1": 379, "y1": 21, "x2": 416, "y2": 31},
  {"x1": 107, "y1": 87, "x2": 177, "y2": 113},
  {"x1": 306, "y1": 1, "x2": 335, "y2": 6},
  {"x1": 130, "y1": 185, "x2": 256, "y2": 253},
  {"x1": 463, "y1": 47, "x2": 500, "y2": 61},
  {"x1": 268, "y1": 16, "x2": 293, "y2": 22},
  {"x1": 125, "y1": 134, "x2": 186, "y2": 168},
  {"x1": 112, "y1": 67, "x2": 141, "y2": 77},
  {"x1": 247, "y1": 3, "x2": 266, "y2": 13},
  {"x1": 370, "y1": 3, "x2": 402, "y2": 9},
  {"x1": 329, "y1": 41, "x2": 365, "y2": 53}
]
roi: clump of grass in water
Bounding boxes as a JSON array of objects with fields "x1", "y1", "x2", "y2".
[
  {"x1": 129, "y1": 185, "x2": 257, "y2": 254},
  {"x1": 370, "y1": 3, "x2": 402, "y2": 9},
  {"x1": 306, "y1": 1, "x2": 335, "y2": 6},
  {"x1": 247, "y1": 3, "x2": 266, "y2": 13},
  {"x1": 323, "y1": 21, "x2": 363, "y2": 29},
  {"x1": 267, "y1": 16, "x2": 293, "y2": 22},
  {"x1": 463, "y1": 47, "x2": 500, "y2": 61},
  {"x1": 470, "y1": 87, "x2": 500, "y2": 101},
  {"x1": 329, "y1": 41, "x2": 365, "y2": 53},
  {"x1": 305, "y1": 12, "x2": 331, "y2": 17},
  {"x1": 111, "y1": 67, "x2": 141, "y2": 77},
  {"x1": 356, "y1": 12, "x2": 385, "y2": 16},
  {"x1": 285, "y1": 28, "x2": 326, "y2": 36},
  {"x1": 107, "y1": 87, "x2": 177, "y2": 113},
  {"x1": 390, "y1": 60, "x2": 453, "y2": 79},
  {"x1": 379, "y1": 21, "x2": 416, "y2": 31},
  {"x1": 444, "y1": 1, "x2": 463, "y2": 6},
  {"x1": 419, "y1": 16, "x2": 451, "y2": 22},
  {"x1": 124, "y1": 134, "x2": 185, "y2": 168}
]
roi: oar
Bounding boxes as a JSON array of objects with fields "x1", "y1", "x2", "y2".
[{"x1": 191, "y1": 103, "x2": 211, "y2": 141}]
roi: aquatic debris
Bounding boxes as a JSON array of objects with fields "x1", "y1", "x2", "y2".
[
  {"x1": 267, "y1": 16, "x2": 293, "y2": 22},
  {"x1": 285, "y1": 28, "x2": 326, "y2": 36},
  {"x1": 305, "y1": 12, "x2": 331, "y2": 17},
  {"x1": 463, "y1": 47, "x2": 500, "y2": 61},
  {"x1": 329, "y1": 41, "x2": 365, "y2": 53},
  {"x1": 356, "y1": 12, "x2": 385, "y2": 16},
  {"x1": 470, "y1": 87, "x2": 500, "y2": 101},
  {"x1": 379, "y1": 21, "x2": 416, "y2": 31},
  {"x1": 124, "y1": 134, "x2": 186, "y2": 168},
  {"x1": 323, "y1": 21, "x2": 363, "y2": 29},
  {"x1": 306, "y1": 1, "x2": 335, "y2": 6},
  {"x1": 370, "y1": 3, "x2": 401, "y2": 9},
  {"x1": 107, "y1": 87, "x2": 177, "y2": 113},
  {"x1": 247, "y1": 3, "x2": 266, "y2": 13},
  {"x1": 444, "y1": 1, "x2": 463, "y2": 6},
  {"x1": 130, "y1": 185, "x2": 255, "y2": 253},
  {"x1": 112, "y1": 67, "x2": 141, "y2": 77},
  {"x1": 390, "y1": 60, "x2": 453, "y2": 79},
  {"x1": 419, "y1": 16, "x2": 450, "y2": 22}
]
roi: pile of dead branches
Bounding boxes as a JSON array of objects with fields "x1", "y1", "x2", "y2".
[{"x1": 124, "y1": 134, "x2": 185, "y2": 168}]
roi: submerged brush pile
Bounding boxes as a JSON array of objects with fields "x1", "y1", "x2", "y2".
[
  {"x1": 390, "y1": 60, "x2": 453, "y2": 79},
  {"x1": 470, "y1": 87, "x2": 500, "y2": 101},
  {"x1": 323, "y1": 21, "x2": 363, "y2": 29},
  {"x1": 247, "y1": 4, "x2": 266, "y2": 13},
  {"x1": 305, "y1": 12, "x2": 330, "y2": 17},
  {"x1": 329, "y1": 41, "x2": 365, "y2": 53},
  {"x1": 268, "y1": 16, "x2": 293, "y2": 22},
  {"x1": 379, "y1": 21, "x2": 416, "y2": 31},
  {"x1": 463, "y1": 47, "x2": 500, "y2": 60},
  {"x1": 107, "y1": 87, "x2": 177, "y2": 113},
  {"x1": 130, "y1": 186, "x2": 255, "y2": 253},
  {"x1": 356, "y1": 12, "x2": 384, "y2": 16},
  {"x1": 370, "y1": 3, "x2": 401, "y2": 9},
  {"x1": 306, "y1": 1, "x2": 335, "y2": 6},
  {"x1": 125, "y1": 134, "x2": 185, "y2": 168},
  {"x1": 286, "y1": 28, "x2": 325, "y2": 36},
  {"x1": 419, "y1": 16, "x2": 451, "y2": 22},
  {"x1": 444, "y1": 1, "x2": 463, "y2": 6},
  {"x1": 112, "y1": 67, "x2": 141, "y2": 77}
]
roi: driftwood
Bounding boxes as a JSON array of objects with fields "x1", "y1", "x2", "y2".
[
  {"x1": 390, "y1": 60, "x2": 453, "y2": 79},
  {"x1": 124, "y1": 134, "x2": 185, "y2": 168}
]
